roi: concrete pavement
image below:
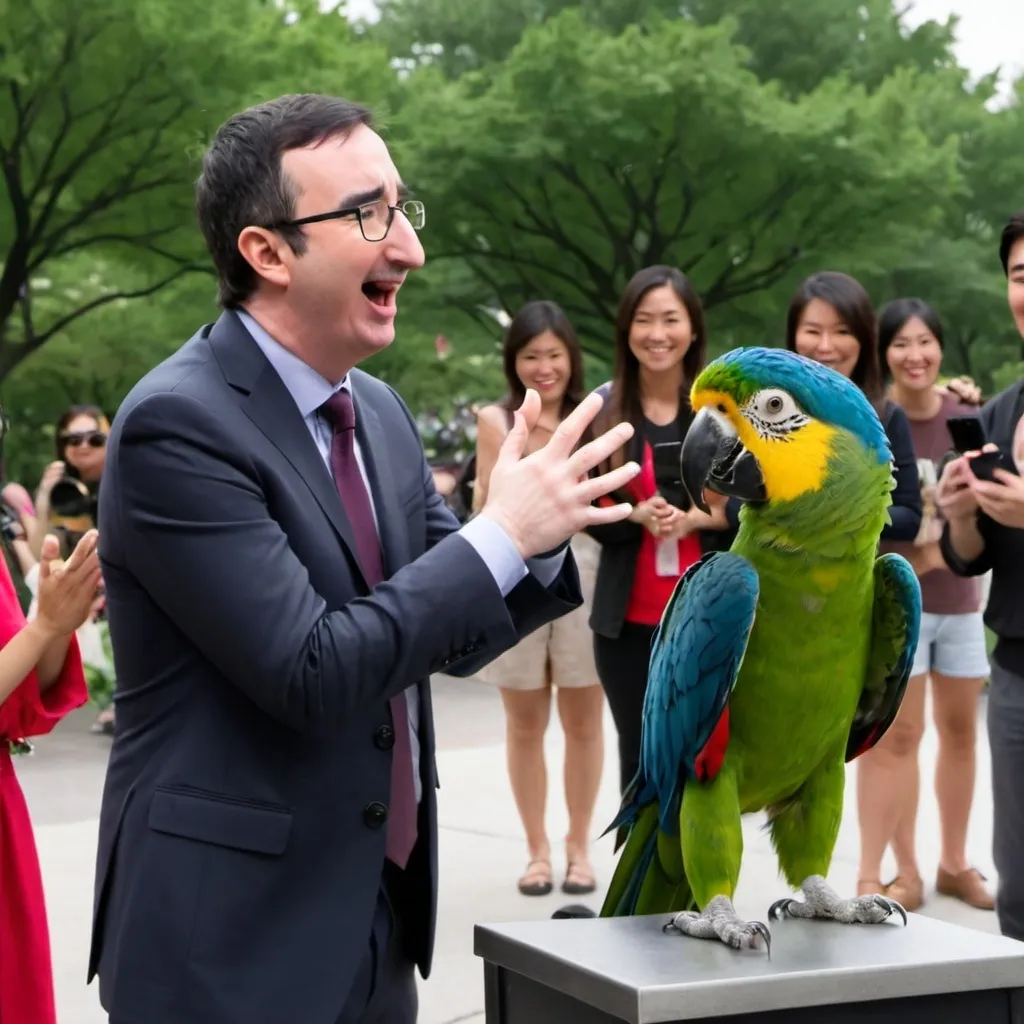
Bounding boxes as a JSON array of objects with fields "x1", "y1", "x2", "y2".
[{"x1": 17, "y1": 676, "x2": 1002, "y2": 1024}]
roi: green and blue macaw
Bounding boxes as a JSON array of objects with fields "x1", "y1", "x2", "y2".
[{"x1": 600, "y1": 346, "x2": 922, "y2": 954}]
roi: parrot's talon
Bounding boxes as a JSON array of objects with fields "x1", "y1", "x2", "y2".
[
  {"x1": 661, "y1": 897, "x2": 770, "y2": 954},
  {"x1": 750, "y1": 921, "x2": 772, "y2": 959},
  {"x1": 768, "y1": 875, "x2": 910, "y2": 927},
  {"x1": 873, "y1": 896, "x2": 908, "y2": 925}
]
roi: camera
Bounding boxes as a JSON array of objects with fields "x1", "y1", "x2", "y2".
[
  {"x1": 0, "y1": 501, "x2": 23, "y2": 543},
  {"x1": 48, "y1": 475, "x2": 96, "y2": 559}
]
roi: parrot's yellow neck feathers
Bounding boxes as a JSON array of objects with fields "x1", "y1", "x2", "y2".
[{"x1": 692, "y1": 389, "x2": 837, "y2": 503}]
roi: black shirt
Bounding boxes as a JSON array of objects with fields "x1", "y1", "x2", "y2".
[{"x1": 940, "y1": 379, "x2": 1024, "y2": 677}]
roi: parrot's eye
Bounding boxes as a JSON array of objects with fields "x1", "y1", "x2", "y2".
[
  {"x1": 747, "y1": 389, "x2": 808, "y2": 438},
  {"x1": 756, "y1": 389, "x2": 792, "y2": 419}
]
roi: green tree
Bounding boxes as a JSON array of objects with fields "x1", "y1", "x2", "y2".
[
  {"x1": 392, "y1": 10, "x2": 961, "y2": 358},
  {"x1": 680, "y1": 0, "x2": 962, "y2": 98},
  {"x1": 0, "y1": 0, "x2": 393, "y2": 382},
  {"x1": 370, "y1": 0, "x2": 684, "y2": 78},
  {"x1": 371, "y1": 0, "x2": 960, "y2": 90}
]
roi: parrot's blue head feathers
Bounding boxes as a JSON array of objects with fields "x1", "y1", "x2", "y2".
[
  {"x1": 682, "y1": 347, "x2": 894, "y2": 510},
  {"x1": 697, "y1": 347, "x2": 890, "y2": 461}
]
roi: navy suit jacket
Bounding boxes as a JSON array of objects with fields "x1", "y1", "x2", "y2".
[{"x1": 88, "y1": 310, "x2": 582, "y2": 1024}]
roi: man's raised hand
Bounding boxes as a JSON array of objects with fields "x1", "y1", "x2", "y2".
[{"x1": 479, "y1": 388, "x2": 639, "y2": 558}]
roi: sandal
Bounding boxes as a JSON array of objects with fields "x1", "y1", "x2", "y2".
[
  {"x1": 518, "y1": 858, "x2": 553, "y2": 896},
  {"x1": 562, "y1": 860, "x2": 597, "y2": 896}
]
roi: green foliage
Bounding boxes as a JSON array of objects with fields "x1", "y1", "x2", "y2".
[
  {"x1": 680, "y1": 0, "x2": 964, "y2": 98},
  {"x1": 0, "y1": 262, "x2": 215, "y2": 484},
  {"x1": 1, "y1": 0, "x2": 1020, "y2": 494},
  {"x1": 392, "y1": 9, "x2": 960, "y2": 361},
  {"x1": 0, "y1": 0, "x2": 393, "y2": 380},
  {"x1": 991, "y1": 361, "x2": 1024, "y2": 397}
]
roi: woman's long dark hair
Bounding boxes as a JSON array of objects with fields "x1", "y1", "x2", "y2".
[
  {"x1": 499, "y1": 300, "x2": 585, "y2": 421},
  {"x1": 604, "y1": 265, "x2": 707, "y2": 467},
  {"x1": 785, "y1": 272, "x2": 886, "y2": 412}
]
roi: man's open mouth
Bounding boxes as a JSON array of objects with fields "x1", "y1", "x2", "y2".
[{"x1": 362, "y1": 281, "x2": 399, "y2": 308}]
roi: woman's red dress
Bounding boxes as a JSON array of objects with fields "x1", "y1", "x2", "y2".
[{"x1": 0, "y1": 560, "x2": 86, "y2": 1024}]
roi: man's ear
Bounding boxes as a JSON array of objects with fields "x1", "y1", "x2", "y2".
[{"x1": 237, "y1": 227, "x2": 293, "y2": 290}]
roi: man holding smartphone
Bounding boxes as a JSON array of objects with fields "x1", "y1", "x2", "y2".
[{"x1": 938, "y1": 209, "x2": 1024, "y2": 942}]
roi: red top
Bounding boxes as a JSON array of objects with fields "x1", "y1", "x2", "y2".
[
  {"x1": 609, "y1": 439, "x2": 702, "y2": 626},
  {"x1": 0, "y1": 560, "x2": 87, "y2": 1024}
]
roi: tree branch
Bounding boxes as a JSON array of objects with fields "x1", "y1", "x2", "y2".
[
  {"x1": 1, "y1": 265, "x2": 205, "y2": 378},
  {"x1": 41, "y1": 230, "x2": 189, "y2": 266},
  {"x1": 551, "y1": 160, "x2": 632, "y2": 279},
  {"x1": 27, "y1": 59, "x2": 169, "y2": 240}
]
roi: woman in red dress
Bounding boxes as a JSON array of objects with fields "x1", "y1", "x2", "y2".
[{"x1": 1, "y1": 528, "x2": 101, "y2": 1024}]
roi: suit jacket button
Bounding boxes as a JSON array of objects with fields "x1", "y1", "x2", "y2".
[
  {"x1": 374, "y1": 724, "x2": 395, "y2": 750},
  {"x1": 364, "y1": 802, "x2": 388, "y2": 828}
]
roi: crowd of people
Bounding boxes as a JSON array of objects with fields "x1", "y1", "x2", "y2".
[
  {"x1": 0, "y1": 90, "x2": 1021, "y2": 1024},
  {"x1": 459, "y1": 239, "x2": 1024, "y2": 922}
]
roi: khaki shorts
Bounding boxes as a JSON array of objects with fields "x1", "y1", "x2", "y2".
[{"x1": 476, "y1": 533, "x2": 599, "y2": 691}]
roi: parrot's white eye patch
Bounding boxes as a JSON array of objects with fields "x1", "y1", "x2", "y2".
[{"x1": 746, "y1": 389, "x2": 809, "y2": 439}]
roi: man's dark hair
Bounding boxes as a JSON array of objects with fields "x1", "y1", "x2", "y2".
[
  {"x1": 999, "y1": 211, "x2": 1024, "y2": 277},
  {"x1": 195, "y1": 94, "x2": 374, "y2": 308}
]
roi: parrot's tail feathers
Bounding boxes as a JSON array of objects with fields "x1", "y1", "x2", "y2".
[
  {"x1": 634, "y1": 849, "x2": 692, "y2": 917},
  {"x1": 601, "y1": 773, "x2": 649, "y2": 841},
  {"x1": 618, "y1": 837, "x2": 658, "y2": 916},
  {"x1": 600, "y1": 803, "x2": 659, "y2": 917}
]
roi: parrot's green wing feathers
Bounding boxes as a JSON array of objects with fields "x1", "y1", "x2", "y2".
[{"x1": 846, "y1": 553, "x2": 922, "y2": 761}]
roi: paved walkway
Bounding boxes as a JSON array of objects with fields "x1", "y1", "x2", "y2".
[{"x1": 18, "y1": 677, "x2": 1001, "y2": 1023}]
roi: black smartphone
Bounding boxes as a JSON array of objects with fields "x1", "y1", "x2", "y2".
[
  {"x1": 969, "y1": 449, "x2": 1019, "y2": 482},
  {"x1": 652, "y1": 441, "x2": 689, "y2": 509},
  {"x1": 947, "y1": 415, "x2": 986, "y2": 454}
]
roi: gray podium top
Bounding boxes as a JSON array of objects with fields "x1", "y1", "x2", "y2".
[{"x1": 474, "y1": 913, "x2": 1024, "y2": 1023}]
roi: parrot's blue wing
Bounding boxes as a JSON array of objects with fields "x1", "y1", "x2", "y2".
[
  {"x1": 846, "y1": 552, "x2": 922, "y2": 761},
  {"x1": 610, "y1": 551, "x2": 759, "y2": 836}
]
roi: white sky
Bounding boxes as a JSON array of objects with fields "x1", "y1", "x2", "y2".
[
  {"x1": 902, "y1": 0, "x2": 1023, "y2": 102},
  {"x1": 343, "y1": 0, "x2": 1023, "y2": 100}
]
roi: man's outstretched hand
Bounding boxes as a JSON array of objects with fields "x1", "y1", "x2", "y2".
[{"x1": 479, "y1": 388, "x2": 638, "y2": 559}]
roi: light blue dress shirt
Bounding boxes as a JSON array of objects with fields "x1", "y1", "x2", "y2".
[{"x1": 237, "y1": 309, "x2": 566, "y2": 802}]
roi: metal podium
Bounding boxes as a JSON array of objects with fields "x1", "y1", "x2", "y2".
[{"x1": 475, "y1": 913, "x2": 1024, "y2": 1022}]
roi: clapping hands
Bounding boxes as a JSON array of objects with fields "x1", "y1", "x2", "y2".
[{"x1": 35, "y1": 530, "x2": 103, "y2": 638}]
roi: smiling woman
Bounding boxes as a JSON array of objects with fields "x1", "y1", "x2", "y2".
[
  {"x1": 586, "y1": 266, "x2": 732, "y2": 806},
  {"x1": 471, "y1": 300, "x2": 606, "y2": 899},
  {"x1": 784, "y1": 272, "x2": 923, "y2": 543},
  {"x1": 853, "y1": 295, "x2": 994, "y2": 915}
]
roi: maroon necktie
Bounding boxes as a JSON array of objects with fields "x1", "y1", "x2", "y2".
[{"x1": 320, "y1": 389, "x2": 418, "y2": 869}]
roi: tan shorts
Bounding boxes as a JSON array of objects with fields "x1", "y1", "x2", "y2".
[{"x1": 476, "y1": 533, "x2": 600, "y2": 691}]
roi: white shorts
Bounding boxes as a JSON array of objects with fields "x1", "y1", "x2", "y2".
[{"x1": 911, "y1": 611, "x2": 990, "y2": 679}]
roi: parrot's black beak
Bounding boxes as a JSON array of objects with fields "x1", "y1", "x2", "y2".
[{"x1": 681, "y1": 407, "x2": 768, "y2": 514}]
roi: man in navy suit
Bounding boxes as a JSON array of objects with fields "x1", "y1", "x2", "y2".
[{"x1": 88, "y1": 94, "x2": 638, "y2": 1024}]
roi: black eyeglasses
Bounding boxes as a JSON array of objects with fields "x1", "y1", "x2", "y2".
[{"x1": 269, "y1": 198, "x2": 425, "y2": 243}]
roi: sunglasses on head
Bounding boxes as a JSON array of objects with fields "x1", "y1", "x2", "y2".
[{"x1": 60, "y1": 430, "x2": 106, "y2": 449}]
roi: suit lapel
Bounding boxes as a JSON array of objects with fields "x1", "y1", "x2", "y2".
[
  {"x1": 208, "y1": 311, "x2": 365, "y2": 586},
  {"x1": 352, "y1": 383, "x2": 411, "y2": 579}
]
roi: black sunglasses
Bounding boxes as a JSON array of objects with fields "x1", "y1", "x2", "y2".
[{"x1": 60, "y1": 430, "x2": 107, "y2": 449}]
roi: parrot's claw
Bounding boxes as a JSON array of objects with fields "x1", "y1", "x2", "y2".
[
  {"x1": 768, "y1": 875, "x2": 908, "y2": 927},
  {"x1": 663, "y1": 895, "x2": 771, "y2": 956}
]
